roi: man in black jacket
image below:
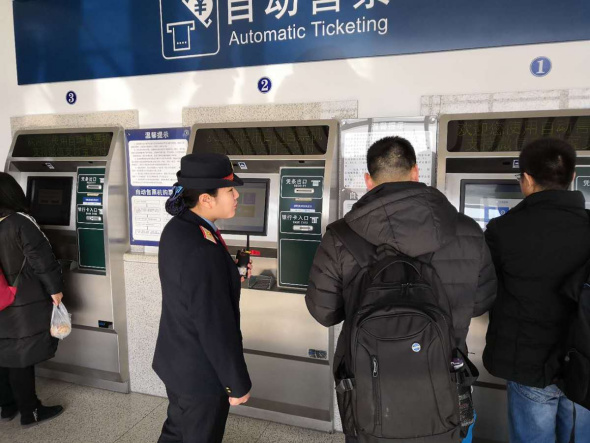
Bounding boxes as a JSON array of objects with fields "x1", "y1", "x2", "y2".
[
  {"x1": 484, "y1": 139, "x2": 590, "y2": 442},
  {"x1": 306, "y1": 137, "x2": 497, "y2": 442}
]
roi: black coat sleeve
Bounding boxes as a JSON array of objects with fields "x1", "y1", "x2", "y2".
[
  {"x1": 182, "y1": 246, "x2": 251, "y2": 398},
  {"x1": 18, "y1": 215, "x2": 63, "y2": 295},
  {"x1": 472, "y1": 229, "x2": 498, "y2": 317},
  {"x1": 305, "y1": 229, "x2": 345, "y2": 327},
  {"x1": 484, "y1": 219, "x2": 502, "y2": 271}
]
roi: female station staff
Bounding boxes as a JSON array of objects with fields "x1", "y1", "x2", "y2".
[{"x1": 153, "y1": 153, "x2": 252, "y2": 443}]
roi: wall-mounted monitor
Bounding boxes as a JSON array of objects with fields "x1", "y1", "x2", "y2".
[
  {"x1": 26, "y1": 176, "x2": 73, "y2": 226},
  {"x1": 192, "y1": 126, "x2": 330, "y2": 156},
  {"x1": 12, "y1": 132, "x2": 113, "y2": 158},
  {"x1": 216, "y1": 178, "x2": 270, "y2": 236},
  {"x1": 447, "y1": 116, "x2": 590, "y2": 153}
]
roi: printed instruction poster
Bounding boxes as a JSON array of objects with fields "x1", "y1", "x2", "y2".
[{"x1": 125, "y1": 128, "x2": 190, "y2": 246}]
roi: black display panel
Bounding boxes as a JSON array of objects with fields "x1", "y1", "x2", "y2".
[
  {"x1": 26, "y1": 177, "x2": 73, "y2": 226},
  {"x1": 192, "y1": 126, "x2": 330, "y2": 156},
  {"x1": 447, "y1": 116, "x2": 590, "y2": 152},
  {"x1": 12, "y1": 133, "x2": 113, "y2": 157},
  {"x1": 216, "y1": 178, "x2": 270, "y2": 236}
]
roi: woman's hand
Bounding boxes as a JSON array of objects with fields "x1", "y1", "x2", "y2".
[
  {"x1": 240, "y1": 260, "x2": 253, "y2": 283},
  {"x1": 51, "y1": 292, "x2": 63, "y2": 306},
  {"x1": 229, "y1": 391, "x2": 251, "y2": 406}
]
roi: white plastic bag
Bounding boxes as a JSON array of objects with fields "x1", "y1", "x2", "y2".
[{"x1": 50, "y1": 303, "x2": 72, "y2": 340}]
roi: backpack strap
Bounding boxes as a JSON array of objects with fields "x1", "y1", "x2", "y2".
[
  {"x1": 569, "y1": 405, "x2": 576, "y2": 443},
  {"x1": 328, "y1": 219, "x2": 375, "y2": 269}
]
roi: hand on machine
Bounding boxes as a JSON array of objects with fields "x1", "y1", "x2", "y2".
[{"x1": 236, "y1": 235, "x2": 257, "y2": 282}]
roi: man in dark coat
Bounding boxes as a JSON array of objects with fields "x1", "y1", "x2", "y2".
[
  {"x1": 483, "y1": 139, "x2": 590, "y2": 442},
  {"x1": 306, "y1": 137, "x2": 497, "y2": 442},
  {"x1": 0, "y1": 172, "x2": 64, "y2": 426},
  {"x1": 153, "y1": 153, "x2": 251, "y2": 443}
]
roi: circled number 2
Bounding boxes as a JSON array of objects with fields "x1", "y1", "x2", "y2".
[{"x1": 258, "y1": 77, "x2": 272, "y2": 94}]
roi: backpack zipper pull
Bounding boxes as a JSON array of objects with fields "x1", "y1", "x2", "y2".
[{"x1": 372, "y1": 356, "x2": 378, "y2": 377}]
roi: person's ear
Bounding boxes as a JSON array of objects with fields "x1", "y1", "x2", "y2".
[
  {"x1": 410, "y1": 164, "x2": 420, "y2": 182},
  {"x1": 365, "y1": 172, "x2": 376, "y2": 191},
  {"x1": 199, "y1": 192, "x2": 214, "y2": 208},
  {"x1": 523, "y1": 172, "x2": 535, "y2": 190}
]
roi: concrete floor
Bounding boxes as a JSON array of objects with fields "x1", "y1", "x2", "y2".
[{"x1": 0, "y1": 378, "x2": 345, "y2": 443}]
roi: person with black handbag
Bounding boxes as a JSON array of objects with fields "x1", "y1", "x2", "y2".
[{"x1": 0, "y1": 172, "x2": 64, "y2": 427}]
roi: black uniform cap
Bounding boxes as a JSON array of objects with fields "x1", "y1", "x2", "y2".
[{"x1": 177, "y1": 153, "x2": 243, "y2": 190}]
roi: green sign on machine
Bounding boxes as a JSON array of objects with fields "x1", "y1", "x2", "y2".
[
  {"x1": 280, "y1": 176, "x2": 324, "y2": 199},
  {"x1": 280, "y1": 212, "x2": 322, "y2": 235},
  {"x1": 278, "y1": 168, "x2": 325, "y2": 289},
  {"x1": 575, "y1": 166, "x2": 590, "y2": 210},
  {"x1": 76, "y1": 167, "x2": 106, "y2": 272},
  {"x1": 77, "y1": 205, "x2": 103, "y2": 224}
]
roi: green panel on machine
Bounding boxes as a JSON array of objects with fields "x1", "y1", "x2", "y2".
[
  {"x1": 76, "y1": 167, "x2": 106, "y2": 272},
  {"x1": 278, "y1": 168, "x2": 324, "y2": 289}
]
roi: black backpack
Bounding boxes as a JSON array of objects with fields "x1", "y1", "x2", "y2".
[
  {"x1": 559, "y1": 257, "x2": 590, "y2": 410},
  {"x1": 330, "y1": 220, "x2": 478, "y2": 442}
]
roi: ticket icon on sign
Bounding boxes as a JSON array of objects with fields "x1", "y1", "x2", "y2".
[{"x1": 160, "y1": 0, "x2": 220, "y2": 59}]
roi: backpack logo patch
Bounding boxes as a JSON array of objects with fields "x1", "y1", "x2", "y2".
[{"x1": 412, "y1": 343, "x2": 421, "y2": 353}]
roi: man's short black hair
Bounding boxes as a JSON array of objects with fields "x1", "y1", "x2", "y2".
[
  {"x1": 519, "y1": 138, "x2": 576, "y2": 190},
  {"x1": 367, "y1": 136, "x2": 417, "y2": 180}
]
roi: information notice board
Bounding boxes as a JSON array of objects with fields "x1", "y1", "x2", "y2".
[
  {"x1": 339, "y1": 117, "x2": 438, "y2": 217},
  {"x1": 125, "y1": 128, "x2": 190, "y2": 246}
]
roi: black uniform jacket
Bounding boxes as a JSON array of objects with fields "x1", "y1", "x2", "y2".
[
  {"x1": 0, "y1": 212, "x2": 62, "y2": 368},
  {"x1": 306, "y1": 182, "x2": 497, "y2": 353},
  {"x1": 153, "y1": 210, "x2": 251, "y2": 398},
  {"x1": 483, "y1": 190, "x2": 590, "y2": 388}
]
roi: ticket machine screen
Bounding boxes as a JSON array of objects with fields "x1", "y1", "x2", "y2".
[
  {"x1": 217, "y1": 178, "x2": 270, "y2": 236},
  {"x1": 26, "y1": 176, "x2": 73, "y2": 226},
  {"x1": 461, "y1": 181, "x2": 523, "y2": 229}
]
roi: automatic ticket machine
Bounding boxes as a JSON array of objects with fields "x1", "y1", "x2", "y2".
[
  {"x1": 4, "y1": 128, "x2": 130, "y2": 392},
  {"x1": 437, "y1": 109, "x2": 590, "y2": 442},
  {"x1": 188, "y1": 120, "x2": 338, "y2": 431}
]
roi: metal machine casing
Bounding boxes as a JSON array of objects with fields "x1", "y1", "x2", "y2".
[
  {"x1": 4, "y1": 127, "x2": 130, "y2": 392},
  {"x1": 437, "y1": 109, "x2": 590, "y2": 442},
  {"x1": 187, "y1": 120, "x2": 338, "y2": 431}
]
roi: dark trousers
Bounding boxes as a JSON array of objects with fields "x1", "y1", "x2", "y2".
[
  {"x1": 0, "y1": 366, "x2": 39, "y2": 415},
  {"x1": 158, "y1": 388, "x2": 230, "y2": 443},
  {"x1": 345, "y1": 437, "x2": 358, "y2": 443}
]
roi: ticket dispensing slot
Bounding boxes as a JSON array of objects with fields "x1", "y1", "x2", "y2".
[
  {"x1": 294, "y1": 188, "x2": 314, "y2": 194},
  {"x1": 188, "y1": 121, "x2": 338, "y2": 431}
]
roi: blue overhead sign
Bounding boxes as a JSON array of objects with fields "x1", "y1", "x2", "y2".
[{"x1": 13, "y1": 0, "x2": 590, "y2": 85}]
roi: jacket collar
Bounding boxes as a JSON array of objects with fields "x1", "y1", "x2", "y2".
[
  {"x1": 179, "y1": 210, "x2": 216, "y2": 232},
  {"x1": 178, "y1": 210, "x2": 229, "y2": 249},
  {"x1": 354, "y1": 181, "x2": 427, "y2": 207},
  {"x1": 513, "y1": 189, "x2": 586, "y2": 212},
  {"x1": 345, "y1": 181, "x2": 459, "y2": 256}
]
